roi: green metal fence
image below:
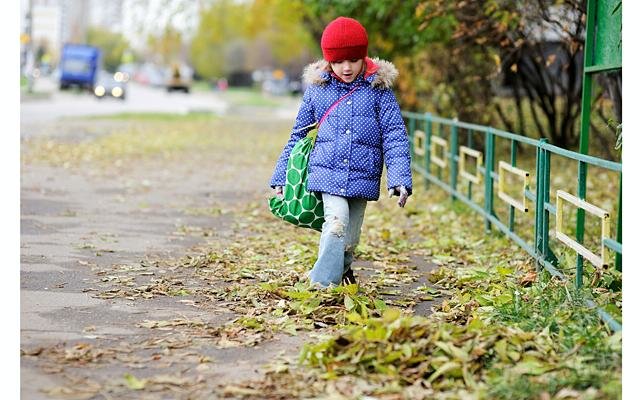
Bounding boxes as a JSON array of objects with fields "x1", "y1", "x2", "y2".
[{"x1": 403, "y1": 112, "x2": 622, "y2": 332}]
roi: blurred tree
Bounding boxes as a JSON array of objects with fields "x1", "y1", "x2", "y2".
[
  {"x1": 299, "y1": 0, "x2": 481, "y2": 120},
  {"x1": 190, "y1": 0, "x2": 317, "y2": 81},
  {"x1": 420, "y1": 0, "x2": 619, "y2": 153},
  {"x1": 147, "y1": 25, "x2": 183, "y2": 66},
  {"x1": 245, "y1": 0, "x2": 317, "y2": 69},
  {"x1": 87, "y1": 27, "x2": 130, "y2": 72},
  {"x1": 424, "y1": 1, "x2": 587, "y2": 148},
  {"x1": 126, "y1": 0, "x2": 198, "y2": 56},
  {"x1": 190, "y1": 0, "x2": 247, "y2": 80},
  {"x1": 301, "y1": 0, "x2": 618, "y2": 151},
  {"x1": 300, "y1": 0, "x2": 453, "y2": 59}
]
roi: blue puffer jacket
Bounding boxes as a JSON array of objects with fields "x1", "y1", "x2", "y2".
[{"x1": 270, "y1": 57, "x2": 412, "y2": 201}]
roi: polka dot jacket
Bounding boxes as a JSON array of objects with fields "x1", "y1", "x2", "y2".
[{"x1": 270, "y1": 57, "x2": 412, "y2": 201}]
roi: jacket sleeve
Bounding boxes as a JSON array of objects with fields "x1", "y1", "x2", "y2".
[
  {"x1": 269, "y1": 87, "x2": 316, "y2": 188},
  {"x1": 379, "y1": 88, "x2": 413, "y2": 195}
]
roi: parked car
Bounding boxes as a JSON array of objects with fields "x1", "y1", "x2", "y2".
[
  {"x1": 288, "y1": 80, "x2": 303, "y2": 95},
  {"x1": 93, "y1": 70, "x2": 127, "y2": 100},
  {"x1": 262, "y1": 77, "x2": 289, "y2": 96},
  {"x1": 256, "y1": 68, "x2": 301, "y2": 96},
  {"x1": 135, "y1": 63, "x2": 165, "y2": 87},
  {"x1": 116, "y1": 63, "x2": 136, "y2": 83}
]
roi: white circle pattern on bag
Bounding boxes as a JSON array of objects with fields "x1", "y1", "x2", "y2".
[{"x1": 269, "y1": 131, "x2": 325, "y2": 231}]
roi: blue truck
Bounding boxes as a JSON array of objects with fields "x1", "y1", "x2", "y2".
[{"x1": 59, "y1": 44, "x2": 101, "y2": 90}]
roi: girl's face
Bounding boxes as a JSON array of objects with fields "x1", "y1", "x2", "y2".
[{"x1": 329, "y1": 59, "x2": 364, "y2": 83}]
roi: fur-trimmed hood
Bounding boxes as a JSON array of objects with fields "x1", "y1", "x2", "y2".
[{"x1": 302, "y1": 57, "x2": 398, "y2": 89}]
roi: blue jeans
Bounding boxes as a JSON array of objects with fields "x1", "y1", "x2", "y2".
[{"x1": 308, "y1": 193, "x2": 367, "y2": 287}]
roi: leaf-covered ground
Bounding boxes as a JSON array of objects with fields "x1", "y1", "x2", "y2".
[{"x1": 21, "y1": 110, "x2": 621, "y2": 399}]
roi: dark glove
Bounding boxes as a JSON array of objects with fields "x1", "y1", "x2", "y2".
[{"x1": 388, "y1": 186, "x2": 408, "y2": 208}]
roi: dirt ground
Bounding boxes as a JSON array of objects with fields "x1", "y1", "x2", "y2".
[{"x1": 20, "y1": 108, "x2": 441, "y2": 399}]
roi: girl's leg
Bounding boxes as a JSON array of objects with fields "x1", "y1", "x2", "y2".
[
  {"x1": 344, "y1": 198, "x2": 367, "y2": 274},
  {"x1": 309, "y1": 193, "x2": 349, "y2": 287}
]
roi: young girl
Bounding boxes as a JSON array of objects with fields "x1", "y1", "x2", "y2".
[{"x1": 270, "y1": 16, "x2": 412, "y2": 287}]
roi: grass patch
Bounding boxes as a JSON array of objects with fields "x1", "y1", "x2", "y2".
[
  {"x1": 80, "y1": 111, "x2": 217, "y2": 122},
  {"x1": 190, "y1": 80, "x2": 214, "y2": 92},
  {"x1": 21, "y1": 115, "x2": 290, "y2": 168}
]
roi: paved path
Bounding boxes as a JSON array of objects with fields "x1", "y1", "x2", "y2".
[{"x1": 20, "y1": 103, "x2": 300, "y2": 397}]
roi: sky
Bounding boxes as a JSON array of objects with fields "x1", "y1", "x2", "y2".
[
  {"x1": 122, "y1": 0, "x2": 200, "y2": 50},
  {"x1": 19, "y1": 0, "x2": 200, "y2": 51}
]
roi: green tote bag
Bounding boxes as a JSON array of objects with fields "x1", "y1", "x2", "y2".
[
  {"x1": 269, "y1": 86, "x2": 358, "y2": 232},
  {"x1": 268, "y1": 125, "x2": 325, "y2": 231}
]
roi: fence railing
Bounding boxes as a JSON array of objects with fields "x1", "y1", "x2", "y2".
[{"x1": 403, "y1": 111, "x2": 622, "y2": 332}]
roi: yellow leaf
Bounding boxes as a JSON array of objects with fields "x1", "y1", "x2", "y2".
[
  {"x1": 381, "y1": 228, "x2": 391, "y2": 241},
  {"x1": 428, "y1": 361, "x2": 461, "y2": 382},
  {"x1": 124, "y1": 373, "x2": 147, "y2": 390},
  {"x1": 382, "y1": 307, "x2": 402, "y2": 323},
  {"x1": 492, "y1": 54, "x2": 502, "y2": 70}
]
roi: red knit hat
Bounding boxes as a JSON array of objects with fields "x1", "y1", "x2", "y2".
[{"x1": 320, "y1": 17, "x2": 368, "y2": 62}]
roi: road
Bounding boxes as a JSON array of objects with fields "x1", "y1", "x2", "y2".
[{"x1": 20, "y1": 77, "x2": 229, "y2": 137}]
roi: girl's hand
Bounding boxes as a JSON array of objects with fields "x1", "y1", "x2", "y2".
[
  {"x1": 388, "y1": 186, "x2": 409, "y2": 208},
  {"x1": 275, "y1": 186, "x2": 283, "y2": 198}
]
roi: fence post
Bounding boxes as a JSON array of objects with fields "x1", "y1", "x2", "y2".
[
  {"x1": 616, "y1": 173, "x2": 622, "y2": 271},
  {"x1": 425, "y1": 113, "x2": 432, "y2": 189},
  {"x1": 534, "y1": 139, "x2": 547, "y2": 270},
  {"x1": 466, "y1": 129, "x2": 473, "y2": 200},
  {"x1": 484, "y1": 128, "x2": 495, "y2": 232},
  {"x1": 450, "y1": 119, "x2": 459, "y2": 201},
  {"x1": 576, "y1": 160, "x2": 587, "y2": 288},
  {"x1": 408, "y1": 116, "x2": 416, "y2": 161},
  {"x1": 541, "y1": 145, "x2": 552, "y2": 263},
  {"x1": 508, "y1": 139, "x2": 517, "y2": 231}
]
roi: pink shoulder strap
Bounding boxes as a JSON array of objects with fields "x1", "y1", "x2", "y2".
[
  {"x1": 292, "y1": 86, "x2": 360, "y2": 135},
  {"x1": 318, "y1": 86, "x2": 359, "y2": 127}
]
